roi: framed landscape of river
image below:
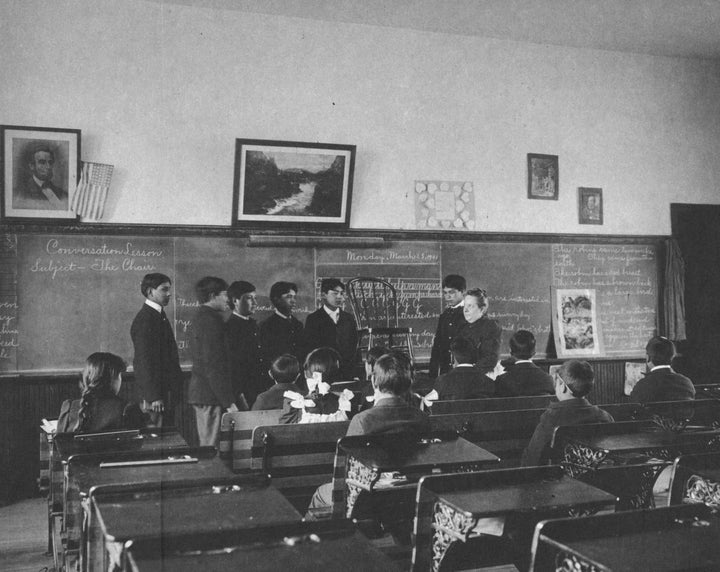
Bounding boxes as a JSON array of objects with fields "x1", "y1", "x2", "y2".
[{"x1": 233, "y1": 138, "x2": 355, "y2": 228}]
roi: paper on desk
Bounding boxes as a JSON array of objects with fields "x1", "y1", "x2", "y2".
[{"x1": 40, "y1": 419, "x2": 57, "y2": 434}]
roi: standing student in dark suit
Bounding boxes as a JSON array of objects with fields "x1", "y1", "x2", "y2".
[
  {"x1": 259, "y1": 281, "x2": 306, "y2": 370},
  {"x1": 456, "y1": 288, "x2": 502, "y2": 374},
  {"x1": 130, "y1": 272, "x2": 183, "y2": 428},
  {"x1": 521, "y1": 360, "x2": 614, "y2": 466},
  {"x1": 58, "y1": 353, "x2": 144, "y2": 433},
  {"x1": 429, "y1": 274, "x2": 467, "y2": 379},
  {"x1": 431, "y1": 337, "x2": 495, "y2": 400},
  {"x1": 495, "y1": 330, "x2": 554, "y2": 397},
  {"x1": 630, "y1": 336, "x2": 695, "y2": 403},
  {"x1": 187, "y1": 276, "x2": 239, "y2": 447},
  {"x1": 225, "y1": 280, "x2": 264, "y2": 407},
  {"x1": 304, "y1": 278, "x2": 359, "y2": 380}
]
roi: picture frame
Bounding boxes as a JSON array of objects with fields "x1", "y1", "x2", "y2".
[
  {"x1": 551, "y1": 287, "x2": 604, "y2": 358},
  {"x1": 578, "y1": 187, "x2": 603, "y2": 225},
  {"x1": 233, "y1": 138, "x2": 355, "y2": 228},
  {"x1": 527, "y1": 153, "x2": 558, "y2": 200},
  {"x1": 1, "y1": 125, "x2": 81, "y2": 221}
]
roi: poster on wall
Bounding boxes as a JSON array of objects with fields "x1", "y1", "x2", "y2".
[
  {"x1": 551, "y1": 287, "x2": 604, "y2": 358},
  {"x1": 414, "y1": 180, "x2": 475, "y2": 230}
]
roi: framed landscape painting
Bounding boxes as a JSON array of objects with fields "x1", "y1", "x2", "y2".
[
  {"x1": 527, "y1": 153, "x2": 558, "y2": 200},
  {"x1": 1, "y1": 125, "x2": 80, "y2": 221},
  {"x1": 233, "y1": 139, "x2": 355, "y2": 228}
]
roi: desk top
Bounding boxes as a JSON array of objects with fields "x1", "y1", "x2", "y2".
[
  {"x1": 571, "y1": 427, "x2": 720, "y2": 454},
  {"x1": 340, "y1": 437, "x2": 498, "y2": 472},
  {"x1": 556, "y1": 521, "x2": 720, "y2": 571},
  {"x1": 55, "y1": 430, "x2": 187, "y2": 460},
  {"x1": 435, "y1": 475, "x2": 616, "y2": 517},
  {"x1": 94, "y1": 484, "x2": 300, "y2": 542},
  {"x1": 70, "y1": 455, "x2": 232, "y2": 496},
  {"x1": 125, "y1": 529, "x2": 400, "y2": 571}
]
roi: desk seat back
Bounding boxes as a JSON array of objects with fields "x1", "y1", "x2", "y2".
[
  {"x1": 430, "y1": 395, "x2": 555, "y2": 415},
  {"x1": 251, "y1": 421, "x2": 349, "y2": 511},
  {"x1": 219, "y1": 410, "x2": 283, "y2": 472}
]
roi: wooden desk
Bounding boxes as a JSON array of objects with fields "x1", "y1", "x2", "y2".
[
  {"x1": 122, "y1": 520, "x2": 401, "y2": 571},
  {"x1": 531, "y1": 504, "x2": 720, "y2": 571},
  {"x1": 413, "y1": 466, "x2": 617, "y2": 572},
  {"x1": 64, "y1": 446, "x2": 230, "y2": 572},
  {"x1": 338, "y1": 434, "x2": 499, "y2": 520},
  {"x1": 88, "y1": 475, "x2": 300, "y2": 572}
]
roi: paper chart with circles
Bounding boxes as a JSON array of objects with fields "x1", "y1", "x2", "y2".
[{"x1": 414, "y1": 180, "x2": 475, "y2": 231}]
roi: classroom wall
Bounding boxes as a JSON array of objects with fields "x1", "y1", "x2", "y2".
[{"x1": 2, "y1": 0, "x2": 720, "y2": 234}]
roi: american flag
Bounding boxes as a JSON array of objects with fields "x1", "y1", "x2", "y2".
[{"x1": 71, "y1": 162, "x2": 113, "y2": 220}]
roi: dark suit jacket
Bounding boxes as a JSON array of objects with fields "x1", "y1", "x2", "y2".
[
  {"x1": 14, "y1": 176, "x2": 68, "y2": 210},
  {"x1": 259, "y1": 312, "x2": 306, "y2": 367},
  {"x1": 630, "y1": 367, "x2": 695, "y2": 403},
  {"x1": 456, "y1": 316, "x2": 502, "y2": 374},
  {"x1": 252, "y1": 382, "x2": 302, "y2": 411},
  {"x1": 225, "y1": 313, "x2": 265, "y2": 405},
  {"x1": 188, "y1": 305, "x2": 234, "y2": 408},
  {"x1": 429, "y1": 306, "x2": 466, "y2": 379},
  {"x1": 57, "y1": 394, "x2": 144, "y2": 433},
  {"x1": 434, "y1": 366, "x2": 495, "y2": 400},
  {"x1": 130, "y1": 304, "x2": 182, "y2": 404},
  {"x1": 495, "y1": 362, "x2": 555, "y2": 397},
  {"x1": 521, "y1": 398, "x2": 614, "y2": 466},
  {"x1": 304, "y1": 307, "x2": 358, "y2": 379},
  {"x1": 346, "y1": 395, "x2": 430, "y2": 436}
]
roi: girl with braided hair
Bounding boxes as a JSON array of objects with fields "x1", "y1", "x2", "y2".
[{"x1": 57, "y1": 352, "x2": 145, "y2": 433}]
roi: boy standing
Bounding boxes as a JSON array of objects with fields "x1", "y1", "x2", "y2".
[
  {"x1": 188, "y1": 276, "x2": 238, "y2": 447},
  {"x1": 495, "y1": 330, "x2": 554, "y2": 397},
  {"x1": 429, "y1": 274, "x2": 467, "y2": 379},
  {"x1": 259, "y1": 281, "x2": 306, "y2": 367},
  {"x1": 304, "y1": 278, "x2": 359, "y2": 380}
]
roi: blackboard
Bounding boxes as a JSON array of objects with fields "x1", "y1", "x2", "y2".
[{"x1": 0, "y1": 232, "x2": 659, "y2": 373}]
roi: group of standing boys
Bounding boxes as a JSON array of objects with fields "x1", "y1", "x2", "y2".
[{"x1": 130, "y1": 273, "x2": 357, "y2": 447}]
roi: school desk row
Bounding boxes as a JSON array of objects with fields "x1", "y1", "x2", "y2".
[{"x1": 47, "y1": 412, "x2": 720, "y2": 571}]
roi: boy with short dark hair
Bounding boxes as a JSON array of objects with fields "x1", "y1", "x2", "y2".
[
  {"x1": 432, "y1": 337, "x2": 495, "y2": 400},
  {"x1": 252, "y1": 354, "x2": 302, "y2": 411},
  {"x1": 521, "y1": 360, "x2": 614, "y2": 466},
  {"x1": 304, "y1": 278, "x2": 358, "y2": 379},
  {"x1": 630, "y1": 336, "x2": 695, "y2": 403},
  {"x1": 429, "y1": 274, "x2": 467, "y2": 379},
  {"x1": 259, "y1": 281, "x2": 306, "y2": 367},
  {"x1": 495, "y1": 330, "x2": 554, "y2": 397}
]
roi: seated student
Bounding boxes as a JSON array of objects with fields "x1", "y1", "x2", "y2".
[
  {"x1": 307, "y1": 352, "x2": 431, "y2": 511},
  {"x1": 521, "y1": 360, "x2": 614, "y2": 466},
  {"x1": 358, "y1": 346, "x2": 388, "y2": 412},
  {"x1": 430, "y1": 337, "x2": 495, "y2": 401},
  {"x1": 304, "y1": 278, "x2": 359, "y2": 380},
  {"x1": 495, "y1": 330, "x2": 554, "y2": 397},
  {"x1": 630, "y1": 336, "x2": 695, "y2": 403},
  {"x1": 281, "y1": 347, "x2": 352, "y2": 424},
  {"x1": 252, "y1": 354, "x2": 302, "y2": 411},
  {"x1": 57, "y1": 352, "x2": 145, "y2": 433}
]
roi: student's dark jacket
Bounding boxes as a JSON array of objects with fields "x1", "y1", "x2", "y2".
[
  {"x1": 495, "y1": 361, "x2": 555, "y2": 397},
  {"x1": 629, "y1": 367, "x2": 695, "y2": 403},
  {"x1": 57, "y1": 394, "x2": 145, "y2": 433}
]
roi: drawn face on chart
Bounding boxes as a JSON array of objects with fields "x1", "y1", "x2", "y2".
[
  {"x1": 238, "y1": 291, "x2": 257, "y2": 316},
  {"x1": 463, "y1": 294, "x2": 487, "y2": 323},
  {"x1": 274, "y1": 289, "x2": 297, "y2": 315},
  {"x1": 443, "y1": 287, "x2": 464, "y2": 307},
  {"x1": 322, "y1": 287, "x2": 345, "y2": 312},
  {"x1": 148, "y1": 281, "x2": 172, "y2": 307}
]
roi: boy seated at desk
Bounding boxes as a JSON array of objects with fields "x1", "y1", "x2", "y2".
[
  {"x1": 425, "y1": 337, "x2": 495, "y2": 402},
  {"x1": 630, "y1": 336, "x2": 695, "y2": 403},
  {"x1": 521, "y1": 359, "x2": 614, "y2": 466},
  {"x1": 251, "y1": 354, "x2": 302, "y2": 411},
  {"x1": 58, "y1": 352, "x2": 145, "y2": 433},
  {"x1": 307, "y1": 352, "x2": 431, "y2": 512},
  {"x1": 495, "y1": 330, "x2": 555, "y2": 397}
]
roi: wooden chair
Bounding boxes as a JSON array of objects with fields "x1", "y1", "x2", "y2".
[
  {"x1": 429, "y1": 395, "x2": 556, "y2": 415},
  {"x1": 218, "y1": 410, "x2": 283, "y2": 472},
  {"x1": 668, "y1": 451, "x2": 720, "y2": 507},
  {"x1": 345, "y1": 277, "x2": 414, "y2": 364}
]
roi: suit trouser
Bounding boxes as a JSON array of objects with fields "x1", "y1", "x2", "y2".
[{"x1": 192, "y1": 404, "x2": 223, "y2": 447}]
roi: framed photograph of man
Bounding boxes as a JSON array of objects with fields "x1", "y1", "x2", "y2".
[
  {"x1": 527, "y1": 153, "x2": 559, "y2": 200},
  {"x1": 1, "y1": 125, "x2": 81, "y2": 220},
  {"x1": 578, "y1": 187, "x2": 603, "y2": 225},
  {"x1": 551, "y1": 287, "x2": 604, "y2": 358},
  {"x1": 233, "y1": 138, "x2": 355, "y2": 228}
]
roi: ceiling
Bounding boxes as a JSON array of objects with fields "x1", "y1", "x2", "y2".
[{"x1": 149, "y1": 0, "x2": 720, "y2": 61}]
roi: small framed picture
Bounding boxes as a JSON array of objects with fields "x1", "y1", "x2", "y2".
[
  {"x1": 1, "y1": 125, "x2": 81, "y2": 221},
  {"x1": 578, "y1": 187, "x2": 603, "y2": 225},
  {"x1": 527, "y1": 153, "x2": 558, "y2": 200},
  {"x1": 233, "y1": 138, "x2": 355, "y2": 228}
]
